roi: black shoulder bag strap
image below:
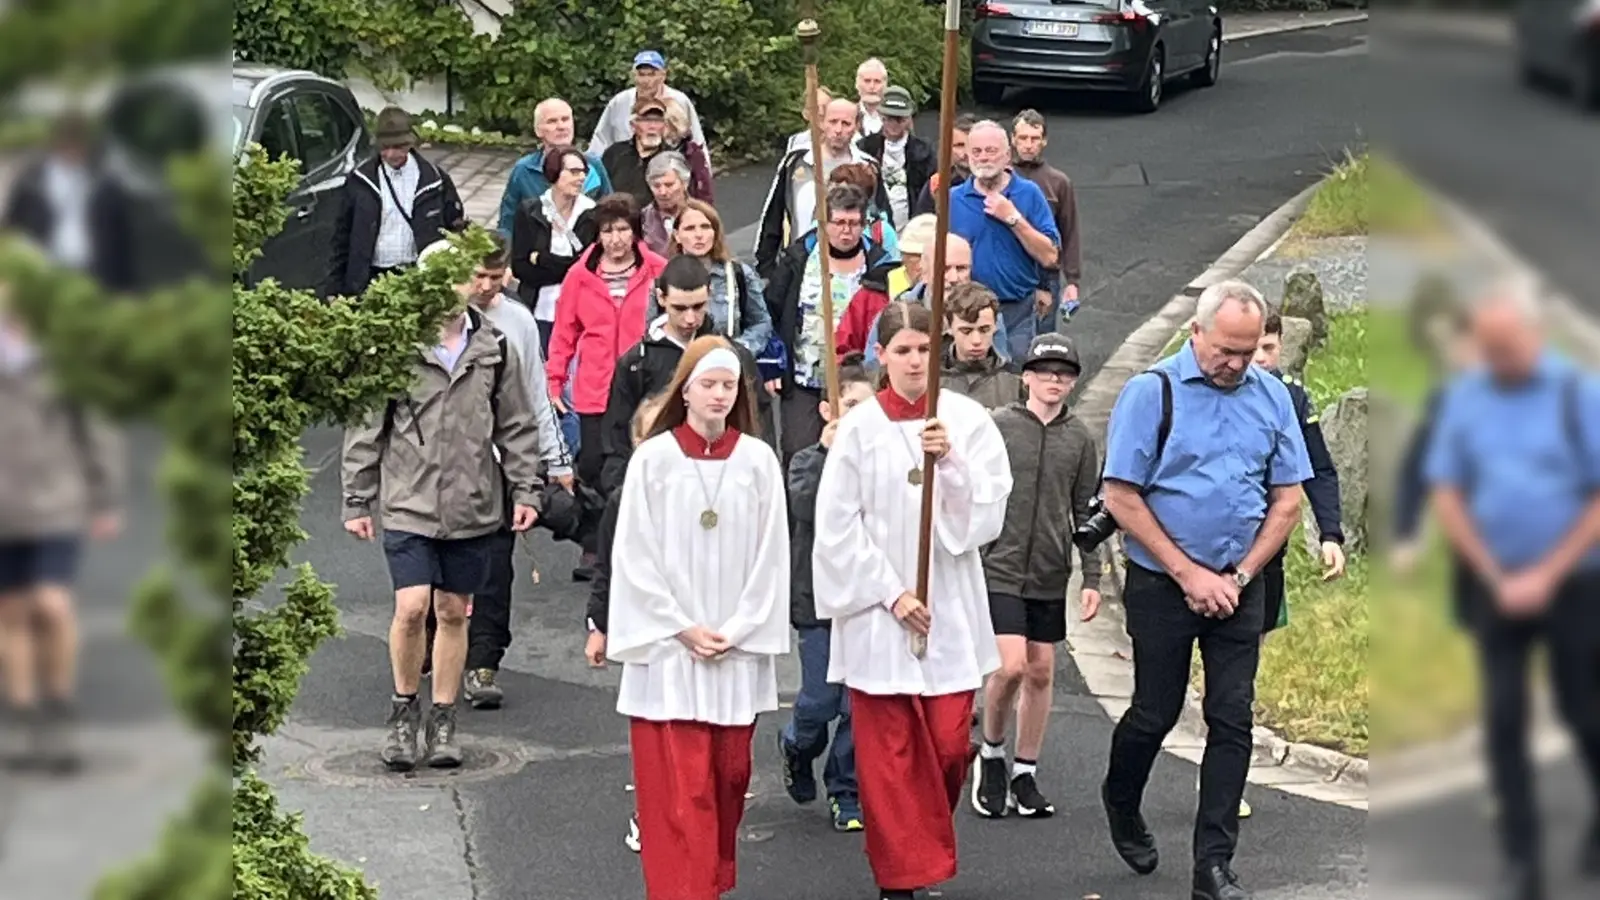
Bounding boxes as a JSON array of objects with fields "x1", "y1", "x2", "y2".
[
  {"x1": 379, "y1": 163, "x2": 415, "y2": 228},
  {"x1": 1152, "y1": 369, "x2": 1174, "y2": 463}
]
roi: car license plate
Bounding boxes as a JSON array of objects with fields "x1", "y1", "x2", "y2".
[{"x1": 1024, "y1": 20, "x2": 1079, "y2": 38}]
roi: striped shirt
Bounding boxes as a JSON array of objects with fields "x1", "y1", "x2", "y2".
[{"x1": 373, "y1": 154, "x2": 420, "y2": 269}]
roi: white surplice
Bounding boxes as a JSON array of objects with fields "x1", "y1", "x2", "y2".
[
  {"x1": 813, "y1": 390, "x2": 1013, "y2": 696},
  {"x1": 607, "y1": 427, "x2": 792, "y2": 726}
]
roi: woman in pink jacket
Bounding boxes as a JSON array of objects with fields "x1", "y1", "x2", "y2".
[{"x1": 546, "y1": 192, "x2": 667, "y2": 512}]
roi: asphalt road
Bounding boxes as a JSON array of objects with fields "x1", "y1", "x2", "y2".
[
  {"x1": 251, "y1": 22, "x2": 1372, "y2": 900},
  {"x1": 1374, "y1": 24, "x2": 1600, "y2": 313}
]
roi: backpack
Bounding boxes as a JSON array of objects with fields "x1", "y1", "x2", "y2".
[{"x1": 376, "y1": 330, "x2": 510, "y2": 446}]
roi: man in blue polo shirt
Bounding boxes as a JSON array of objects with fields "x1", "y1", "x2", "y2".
[
  {"x1": 1098, "y1": 279, "x2": 1311, "y2": 900},
  {"x1": 1424, "y1": 283, "x2": 1600, "y2": 900},
  {"x1": 947, "y1": 120, "x2": 1059, "y2": 362}
]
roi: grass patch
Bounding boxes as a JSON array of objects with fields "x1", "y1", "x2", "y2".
[{"x1": 1287, "y1": 152, "x2": 1440, "y2": 243}]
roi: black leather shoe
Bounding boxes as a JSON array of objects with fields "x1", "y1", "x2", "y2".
[
  {"x1": 1490, "y1": 861, "x2": 1542, "y2": 900},
  {"x1": 1101, "y1": 779, "x2": 1158, "y2": 875},
  {"x1": 1192, "y1": 862, "x2": 1251, "y2": 900}
]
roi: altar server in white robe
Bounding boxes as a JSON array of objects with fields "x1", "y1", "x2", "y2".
[
  {"x1": 812, "y1": 301, "x2": 1012, "y2": 900},
  {"x1": 606, "y1": 335, "x2": 791, "y2": 900}
]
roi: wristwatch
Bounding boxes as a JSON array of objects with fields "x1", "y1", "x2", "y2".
[
  {"x1": 1234, "y1": 569, "x2": 1254, "y2": 589},
  {"x1": 1004, "y1": 211, "x2": 1022, "y2": 228}
]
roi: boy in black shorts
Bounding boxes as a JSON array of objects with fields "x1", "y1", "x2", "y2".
[
  {"x1": 972, "y1": 334, "x2": 1103, "y2": 819},
  {"x1": 342, "y1": 241, "x2": 545, "y2": 772}
]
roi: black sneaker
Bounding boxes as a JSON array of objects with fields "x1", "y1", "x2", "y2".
[
  {"x1": 777, "y1": 732, "x2": 817, "y2": 804},
  {"x1": 624, "y1": 814, "x2": 641, "y2": 853},
  {"x1": 464, "y1": 668, "x2": 504, "y2": 710},
  {"x1": 425, "y1": 703, "x2": 463, "y2": 768},
  {"x1": 969, "y1": 754, "x2": 1009, "y2": 818},
  {"x1": 572, "y1": 552, "x2": 598, "y2": 583},
  {"x1": 381, "y1": 696, "x2": 421, "y2": 771},
  {"x1": 1008, "y1": 772, "x2": 1054, "y2": 818}
]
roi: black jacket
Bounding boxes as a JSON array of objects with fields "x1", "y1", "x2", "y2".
[
  {"x1": 598, "y1": 316, "x2": 768, "y2": 494},
  {"x1": 768, "y1": 236, "x2": 898, "y2": 395},
  {"x1": 913, "y1": 166, "x2": 968, "y2": 217},
  {"x1": 1, "y1": 156, "x2": 136, "y2": 293},
  {"x1": 855, "y1": 131, "x2": 936, "y2": 219},
  {"x1": 600, "y1": 141, "x2": 661, "y2": 211},
  {"x1": 510, "y1": 198, "x2": 598, "y2": 308},
  {"x1": 587, "y1": 486, "x2": 623, "y2": 634},
  {"x1": 984, "y1": 404, "x2": 1104, "y2": 599},
  {"x1": 786, "y1": 442, "x2": 828, "y2": 628},
  {"x1": 941, "y1": 341, "x2": 1023, "y2": 411},
  {"x1": 326, "y1": 152, "x2": 466, "y2": 298},
  {"x1": 1277, "y1": 370, "x2": 1344, "y2": 545}
]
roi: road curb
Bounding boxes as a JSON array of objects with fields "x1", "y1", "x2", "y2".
[
  {"x1": 1224, "y1": 12, "x2": 1369, "y2": 44},
  {"x1": 1066, "y1": 177, "x2": 1370, "y2": 808}
]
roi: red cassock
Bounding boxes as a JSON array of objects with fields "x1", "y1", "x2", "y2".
[
  {"x1": 631, "y1": 719, "x2": 756, "y2": 900},
  {"x1": 850, "y1": 690, "x2": 976, "y2": 891}
]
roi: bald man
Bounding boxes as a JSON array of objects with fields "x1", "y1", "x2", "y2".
[
  {"x1": 862, "y1": 233, "x2": 1010, "y2": 368},
  {"x1": 496, "y1": 98, "x2": 614, "y2": 235},
  {"x1": 755, "y1": 97, "x2": 891, "y2": 281}
]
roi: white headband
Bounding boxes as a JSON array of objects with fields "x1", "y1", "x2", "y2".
[{"x1": 687, "y1": 347, "x2": 742, "y2": 385}]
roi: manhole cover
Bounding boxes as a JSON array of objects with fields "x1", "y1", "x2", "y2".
[{"x1": 302, "y1": 742, "x2": 526, "y2": 788}]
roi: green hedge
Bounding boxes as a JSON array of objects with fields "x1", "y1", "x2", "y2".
[{"x1": 234, "y1": 0, "x2": 957, "y2": 162}]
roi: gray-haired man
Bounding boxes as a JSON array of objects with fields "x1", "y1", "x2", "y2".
[{"x1": 640, "y1": 151, "x2": 691, "y2": 256}]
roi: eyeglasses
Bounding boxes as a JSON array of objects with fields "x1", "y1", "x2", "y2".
[
  {"x1": 562, "y1": 167, "x2": 587, "y2": 176},
  {"x1": 829, "y1": 219, "x2": 864, "y2": 230}
]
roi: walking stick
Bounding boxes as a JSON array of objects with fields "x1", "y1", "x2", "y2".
[
  {"x1": 797, "y1": 9, "x2": 840, "y2": 418},
  {"x1": 910, "y1": 0, "x2": 962, "y2": 661}
]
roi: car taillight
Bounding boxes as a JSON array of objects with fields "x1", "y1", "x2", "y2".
[
  {"x1": 1093, "y1": 9, "x2": 1150, "y2": 30},
  {"x1": 974, "y1": 1, "x2": 1013, "y2": 17}
]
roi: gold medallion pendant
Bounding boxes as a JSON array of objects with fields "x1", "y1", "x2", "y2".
[
  {"x1": 906, "y1": 467, "x2": 924, "y2": 486},
  {"x1": 700, "y1": 509, "x2": 719, "y2": 529}
]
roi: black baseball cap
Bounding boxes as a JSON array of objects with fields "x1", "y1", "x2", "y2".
[{"x1": 1021, "y1": 333, "x2": 1081, "y2": 374}]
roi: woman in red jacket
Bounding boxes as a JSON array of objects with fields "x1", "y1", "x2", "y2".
[{"x1": 546, "y1": 192, "x2": 668, "y2": 505}]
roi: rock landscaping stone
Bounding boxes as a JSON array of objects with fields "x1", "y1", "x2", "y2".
[
  {"x1": 1320, "y1": 387, "x2": 1370, "y2": 552},
  {"x1": 1282, "y1": 270, "x2": 1329, "y2": 347},
  {"x1": 1278, "y1": 316, "x2": 1315, "y2": 377}
]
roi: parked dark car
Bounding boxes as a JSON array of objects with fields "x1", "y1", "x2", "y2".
[
  {"x1": 232, "y1": 65, "x2": 372, "y2": 292},
  {"x1": 970, "y1": 0, "x2": 1222, "y2": 112},
  {"x1": 1514, "y1": 0, "x2": 1600, "y2": 110}
]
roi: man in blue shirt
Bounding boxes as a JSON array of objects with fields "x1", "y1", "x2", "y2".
[
  {"x1": 1423, "y1": 285, "x2": 1600, "y2": 899},
  {"x1": 947, "y1": 121, "x2": 1059, "y2": 363},
  {"x1": 1098, "y1": 280, "x2": 1312, "y2": 900}
]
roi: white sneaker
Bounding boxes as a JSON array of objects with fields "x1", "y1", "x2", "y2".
[{"x1": 624, "y1": 814, "x2": 641, "y2": 853}]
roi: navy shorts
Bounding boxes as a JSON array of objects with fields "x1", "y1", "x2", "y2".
[
  {"x1": 0, "y1": 538, "x2": 83, "y2": 594},
  {"x1": 989, "y1": 592, "x2": 1068, "y2": 644},
  {"x1": 382, "y1": 531, "x2": 494, "y2": 596}
]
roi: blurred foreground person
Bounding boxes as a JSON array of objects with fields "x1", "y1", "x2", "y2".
[
  {"x1": 605, "y1": 337, "x2": 789, "y2": 899},
  {"x1": 0, "y1": 293, "x2": 124, "y2": 772},
  {"x1": 1423, "y1": 284, "x2": 1600, "y2": 900}
]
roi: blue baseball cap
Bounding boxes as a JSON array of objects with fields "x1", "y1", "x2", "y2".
[{"x1": 633, "y1": 50, "x2": 666, "y2": 70}]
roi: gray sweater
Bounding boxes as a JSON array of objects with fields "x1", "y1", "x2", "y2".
[{"x1": 481, "y1": 293, "x2": 573, "y2": 477}]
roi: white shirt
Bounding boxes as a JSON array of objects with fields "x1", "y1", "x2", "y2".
[
  {"x1": 881, "y1": 136, "x2": 910, "y2": 228},
  {"x1": 813, "y1": 391, "x2": 1012, "y2": 696},
  {"x1": 373, "y1": 154, "x2": 420, "y2": 269},
  {"x1": 608, "y1": 430, "x2": 791, "y2": 726},
  {"x1": 859, "y1": 108, "x2": 883, "y2": 137},
  {"x1": 42, "y1": 159, "x2": 92, "y2": 270},
  {"x1": 535, "y1": 191, "x2": 596, "y2": 322}
]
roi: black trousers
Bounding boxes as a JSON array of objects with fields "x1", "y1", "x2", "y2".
[
  {"x1": 779, "y1": 386, "x2": 825, "y2": 466},
  {"x1": 576, "y1": 413, "x2": 606, "y2": 555},
  {"x1": 425, "y1": 528, "x2": 517, "y2": 673},
  {"x1": 1105, "y1": 562, "x2": 1265, "y2": 868},
  {"x1": 1463, "y1": 568, "x2": 1600, "y2": 865}
]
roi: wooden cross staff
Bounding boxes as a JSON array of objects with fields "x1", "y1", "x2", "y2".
[
  {"x1": 910, "y1": 0, "x2": 963, "y2": 661},
  {"x1": 797, "y1": 9, "x2": 840, "y2": 419}
]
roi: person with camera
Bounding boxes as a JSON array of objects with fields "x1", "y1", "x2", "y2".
[
  {"x1": 970, "y1": 334, "x2": 1102, "y2": 822},
  {"x1": 1095, "y1": 280, "x2": 1312, "y2": 900}
]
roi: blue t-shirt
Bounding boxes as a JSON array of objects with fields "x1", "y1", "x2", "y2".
[{"x1": 948, "y1": 173, "x2": 1059, "y2": 303}]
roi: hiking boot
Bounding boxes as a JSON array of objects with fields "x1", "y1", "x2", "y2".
[
  {"x1": 464, "y1": 668, "x2": 503, "y2": 710},
  {"x1": 1008, "y1": 772, "x2": 1054, "y2": 818},
  {"x1": 970, "y1": 754, "x2": 1009, "y2": 818},
  {"x1": 381, "y1": 695, "x2": 421, "y2": 771},
  {"x1": 424, "y1": 703, "x2": 463, "y2": 768},
  {"x1": 1194, "y1": 861, "x2": 1252, "y2": 900},
  {"x1": 830, "y1": 794, "x2": 864, "y2": 832},
  {"x1": 777, "y1": 732, "x2": 817, "y2": 804}
]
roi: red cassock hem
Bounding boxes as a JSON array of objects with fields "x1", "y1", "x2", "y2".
[
  {"x1": 849, "y1": 689, "x2": 975, "y2": 891},
  {"x1": 630, "y1": 718, "x2": 756, "y2": 900}
]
